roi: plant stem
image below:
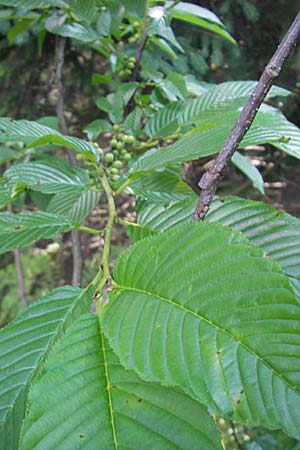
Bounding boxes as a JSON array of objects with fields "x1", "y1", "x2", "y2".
[
  {"x1": 96, "y1": 169, "x2": 116, "y2": 306},
  {"x1": 114, "y1": 178, "x2": 132, "y2": 196},
  {"x1": 75, "y1": 224, "x2": 104, "y2": 235},
  {"x1": 193, "y1": 10, "x2": 300, "y2": 221},
  {"x1": 55, "y1": 35, "x2": 83, "y2": 286}
]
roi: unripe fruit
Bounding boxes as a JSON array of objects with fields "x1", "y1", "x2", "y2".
[
  {"x1": 112, "y1": 160, "x2": 123, "y2": 169},
  {"x1": 123, "y1": 152, "x2": 132, "y2": 161},
  {"x1": 118, "y1": 70, "x2": 125, "y2": 77},
  {"x1": 124, "y1": 69, "x2": 132, "y2": 77},
  {"x1": 127, "y1": 62, "x2": 135, "y2": 70},
  {"x1": 110, "y1": 139, "x2": 118, "y2": 147},
  {"x1": 133, "y1": 21, "x2": 140, "y2": 28},
  {"x1": 104, "y1": 152, "x2": 114, "y2": 164},
  {"x1": 128, "y1": 36, "x2": 135, "y2": 44},
  {"x1": 128, "y1": 57, "x2": 136, "y2": 63},
  {"x1": 116, "y1": 141, "x2": 124, "y2": 150},
  {"x1": 110, "y1": 168, "x2": 119, "y2": 174},
  {"x1": 97, "y1": 147, "x2": 104, "y2": 157},
  {"x1": 113, "y1": 124, "x2": 120, "y2": 131},
  {"x1": 112, "y1": 174, "x2": 120, "y2": 182},
  {"x1": 125, "y1": 135, "x2": 135, "y2": 144}
]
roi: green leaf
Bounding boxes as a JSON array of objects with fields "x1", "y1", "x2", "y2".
[
  {"x1": 124, "y1": 0, "x2": 147, "y2": 19},
  {"x1": 0, "y1": 119, "x2": 99, "y2": 161},
  {"x1": 68, "y1": 0, "x2": 97, "y2": 23},
  {"x1": 47, "y1": 189, "x2": 100, "y2": 224},
  {"x1": 7, "y1": 19, "x2": 35, "y2": 45},
  {"x1": 0, "y1": 0, "x2": 66, "y2": 8},
  {"x1": 20, "y1": 313, "x2": 223, "y2": 450},
  {"x1": 129, "y1": 171, "x2": 193, "y2": 203},
  {"x1": 0, "y1": 286, "x2": 93, "y2": 450},
  {"x1": 123, "y1": 107, "x2": 143, "y2": 136},
  {"x1": 45, "y1": 18, "x2": 99, "y2": 42},
  {"x1": 4, "y1": 161, "x2": 86, "y2": 194},
  {"x1": 231, "y1": 151, "x2": 265, "y2": 194},
  {"x1": 144, "y1": 81, "x2": 290, "y2": 138},
  {"x1": 0, "y1": 211, "x2": 73, "y2": 254},
  {"x1": 102, "y1": 221, "x2": 300, "y2": 439},
  {"x1": 136, "y1": 195, "x2": 300, "y2": 298},
  {"x1": 83, "y1": 119, "x2": 112, "y2": 141},
  {"x1": 168, "y1": 1, "x2": 236, "y2": 44}
]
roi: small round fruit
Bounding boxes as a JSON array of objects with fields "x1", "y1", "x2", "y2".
[
  {"x1": 112, "y1": 174, "x2": 120, "y2": 182},
  {"x1": 116, "y1": 141, "x2": 124, "y2": 150},
  {"x1": 112, "y1": 124, "x2": 120, "y2": 131},
  {"x1": 125, "y1": 135, "x2": 135, "y2": 144},
  {"x1": 110, "y1": 138, "x2": 118, "y2": 148},
  {"x1": 118, "y1": 70, "x2": 125, "y2": 77},
  {"x1": 128, "y1": 56, "x2": 136, "y2": 63},
  {"x1": 123, "y1": 152, "x2": 132, "y2": 161},
  {"x1": 124, "y1": 69, "x2": 132, "y2": 77},
  {"x1": 127, "y1": 62, "x2": 135, "y2": 70},
  {"x1": 128, "y1": 36, "x2": 135, "y2": 44},
  {"x1": 104, "y1": 153, "x2": 114, "y2": 164},
  {"x1": 97, "y1": 147, "x2": 104, "y2": 157},
  {"x1": 112, "y1": 160, "x2": 123, "y2": 169},
  {"x1": 133, "y1": 21, "x2": 140, "y2": 28},
  {"x1": 110, "y1": 168, "x2": 119, "y2": 174}
]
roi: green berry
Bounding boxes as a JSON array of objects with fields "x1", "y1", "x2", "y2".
[
  {"x1": 123, "y1": 152, "x2": 132, "y2": 162},
  {"x1": 112, "y1": 174, "x2": 120, "y2": 182},
  {"x1": 124, "y1": 69, "x2": 132, "y2": 77},
  {"x1": 112, "y1": 124, "x2": 120, "y2": 131},
  {"x1": 116, "y1": 141, "x2": 124, "y2": 150},
  {"x1": 118, "y1": 70, "x2": 125, "y2": 77},
  {"x1": 127, "y1": 62, "x2": 135, "y2": 70},
  {"x1": 120, "y1": 149, "x2": 127, "y2": 156},
  {"x1": 110, "y1": 168, "x2": 119, "y2": 175},
  {"x1": 110, "y1": 138, "x2": 118, "y2": 147},
  {"x1": 133, "y1": 21, "x2": 140, "y2": 28},
  {"x1": 128, "y1": 36, "x2": 135, "y2": 44},
  {"x1": 104, "y1": 152, "x2": 114, "y2": 164},
  {"x1": 112, "y1": 160, "x2": 123, "y2": 169},
  {"x1": 128, "y1": 57, "x2": 136, "y2": 63},
  {"x1": 124, "y1": 135, "x2": 135, "y2": 144},
  {"x1": 97, "y1": 147, "x2": 104, "y2": 157}
]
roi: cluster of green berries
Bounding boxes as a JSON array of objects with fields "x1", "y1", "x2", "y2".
[
  {"x1": 104, "y1": 124, "x2": 135, "y2": 183},
  {"x1": 118, "y1": 55, "x2": 136, "y2": 80},
  {"x1": 128, "y1": 21, "x2": 141, "y2": 44}
]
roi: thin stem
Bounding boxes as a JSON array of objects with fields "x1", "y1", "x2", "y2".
[
  {"x1": 193, "y1": 10, "x2": 300, "y2": 221},
  {"x1": 55, "y1": 36, "x2": 83, "y2": 286},
  {"x1": 75, "y1": 224, "x2": 104, "y2": 235},
  {"x1": 94, "y1": 168, "x2": 116, "y2": 307},
  {"x1": 114, "y1": 178, "x2": 132, "y2": 196}
]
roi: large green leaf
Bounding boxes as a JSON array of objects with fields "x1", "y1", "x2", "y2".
[
  {"x1": 102, "y1": 222, "x2": 300, "y2": 439},
  {"x1": 132, "y1": 108, "x2": 300, "y2": 174},
  {"x1": 129, "y1": 170, "x2": 193, "y2": 203},
  {"x1": 20, "y1": 313, "x2": 222, "y2": 450},
  {"x1": 168, "y1": 2, "x2": 236, "y2": 44},
  {"x1": 231, "y1": 151, "x2": 265, "y2": 194},
  {"x1": 136, "y1": 195, "x2": 300, "y2": 298},
  {"x1": 0, "y1": 211, "x2": 73, "y2": 254},
  {"x1": 144, "y1": 81, "x2": 290, "y2": 138},
  {"x1": 47, "y1": 189, "x2": 100, "y2": 224},
  {"x1": 0, "y1": 286, "x2": 93, "y2": 450},
  {"x1": 0, "y1": 0, "x2": 66, "y2": 7},
  {"x1": 0, "y1": 119, "x2": 99, "y2": 161},
  {"x1": 4, "y1": 161, "x2": 86, "y2": 194}
]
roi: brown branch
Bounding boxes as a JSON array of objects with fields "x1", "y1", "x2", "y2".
[
  {"x1": 193, "y1": 10, "x2": 300, "y2": 221},
  {"x1": 6, "y1": 160, "x2": 28, "y2": 308},
  {"x1": 132, "y1": 30, "x2": 148, "y2": 80},
  {"x1": 55, "y1": 36, "x2": 83, "y2": 286}
]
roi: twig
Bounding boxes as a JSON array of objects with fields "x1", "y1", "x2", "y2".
[
  {"x1": 229, "y1": 420, "x2": 244, "y2": 450},
  {"x1": 132, "y1": 30, "x2": 148, "y2": 79},
  {"x1": 55, "y1": 36, "x2": 83, "y2": 286},
  {"x1": 193, "y1": 10, "x2": 300, "y2": 221}
]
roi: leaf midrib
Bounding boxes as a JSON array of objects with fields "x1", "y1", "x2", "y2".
[{"x1": 115, "y1": 284, "x2": 300, "y2": 399}]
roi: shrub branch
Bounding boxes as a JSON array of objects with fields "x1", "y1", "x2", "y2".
[{"x1": 193, "y1": 10, "x2": 300, "y2": 221}]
